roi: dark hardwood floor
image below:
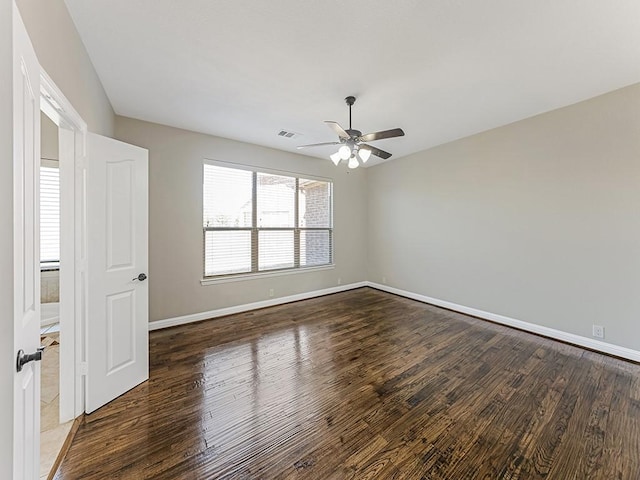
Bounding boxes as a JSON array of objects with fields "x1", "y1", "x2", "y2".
[{"x1": 55, "y1": 288, "x2": 640, "y2": 479}]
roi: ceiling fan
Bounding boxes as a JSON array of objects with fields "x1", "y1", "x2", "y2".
[{"x1": 297, "y1": 96, "x2": 405, "y2": 168}]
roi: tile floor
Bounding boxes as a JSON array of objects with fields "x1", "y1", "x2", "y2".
[{"x1": 40, "y1": 325, "x2": 73, "y2": 480}]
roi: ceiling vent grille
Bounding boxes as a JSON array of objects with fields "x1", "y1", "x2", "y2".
[{"x1": 278, "y1": 130, "x2": 301, "y2": 139}]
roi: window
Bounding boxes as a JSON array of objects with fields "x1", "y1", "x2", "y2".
[
  {"x1": 40, "y1": 160, "x2": 60, "y2": 270},
  {"x1": 203, "y1": 162, "x2": 333, "y2": 278}
]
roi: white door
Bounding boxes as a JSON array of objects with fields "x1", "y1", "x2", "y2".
[
  {"x1": 12, "y1": 2, "x2": 42, "y2": 479},
  {"x1": 85, "y1": 133, "x2": 149, "y2": 413}
]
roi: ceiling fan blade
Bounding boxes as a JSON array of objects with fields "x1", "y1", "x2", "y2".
[
  {"x1": 359, "y1": 128, "x2": 405, "y2": 143},
  {"x1": 297, "y1": 142, "x2": 341, "y2": 149},
  {"x1": 361, "y1": 143, "x2": 392, "y2": 160},
  {"x1": 325, "y1": 121, "x2": 351, "y2": 140}
]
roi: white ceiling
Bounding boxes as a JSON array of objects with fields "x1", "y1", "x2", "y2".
[{"x1": 64, "y1": 0, "x2": 640, "y2": 166}]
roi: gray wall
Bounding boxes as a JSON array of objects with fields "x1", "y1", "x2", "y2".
[
  {"x1": 16, "y1": 0, "x2": 114, "y2": 136},
  {"x1": 367, "y1": 83, "x2": 640, "y2": 352},
  {"x1": 41, "y1": 112, "x2": 59, "y2": 160},
  {"x1": 115, "y1": 116, "x2": 368, "y2": 322}
]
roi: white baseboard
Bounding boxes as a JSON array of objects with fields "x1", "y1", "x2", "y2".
[
  {"x1": 367, "y1": 282, "x2": 640, "y2": 363},
  {"x1": 148, "y1": 280, "x2": 640, "y2": 362},
  {"x1": 149, "y1": 281, "x2": 368, "y2": 331},
  {"x1": 41, "y1": 302, "x2": 60, "y2": 327}
]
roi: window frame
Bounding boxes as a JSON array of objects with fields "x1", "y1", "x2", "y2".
[{"x1": 202, "y1": 159, "x2": 334, "y2": 282}]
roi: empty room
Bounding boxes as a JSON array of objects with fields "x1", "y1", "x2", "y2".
[{"x1": 2, "y1": 1, "x2": 640, "y2": 479}]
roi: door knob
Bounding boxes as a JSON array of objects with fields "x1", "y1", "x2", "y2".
[
  {"x1": 132, "y1": 273, "x2": 147, "y2": 282},
  {"x1": 16, "y1": 346, "x2": 45, "y2": 372}
]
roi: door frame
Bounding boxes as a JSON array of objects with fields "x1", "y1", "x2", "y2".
[{"x1": 40, "y1": 69, "x2": 87, "y2": 420}]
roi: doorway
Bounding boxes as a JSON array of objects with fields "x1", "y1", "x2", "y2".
[
  {"x1": 38, "y1": 71, "x2": 88, "y2": 478},
  {"x1": 38, "y1": 111, "x2": 71, "y2": 477},
  {"x1": 37, "y1": 70, "x2": 150, "y2": 473}
]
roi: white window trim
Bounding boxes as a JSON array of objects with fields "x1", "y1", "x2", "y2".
[
  {"x1": 201, "y1": 263, "x2": 335, "y2": 285},
  {"x1": 204, "y1": 158, "x2": 333, "y2": 184},
  {"x1": 202, "y1": 159, "x2": 334, "y2": 281}
]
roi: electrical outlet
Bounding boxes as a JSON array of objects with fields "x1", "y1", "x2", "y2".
[
  {"x1": 269, "y1": 288, "x2": 274, "y2": 298},
  {"x1": 592, "y1": 325, "x2": 604, "y2": 339},
  {"x1": 337, "y1": 277, "x2": 342, "y2": 285},
  {"x1": 382, "y1": 276, "x2": 386, "y2": 284}
]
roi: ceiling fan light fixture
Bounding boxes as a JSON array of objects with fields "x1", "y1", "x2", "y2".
[
  {"x1": 358, "y1": 148, "x2": 371, "y2": 163},
  {"x1": 348, "y1": 156, "x2": 359, "y2": 169},
  {"x1": 329, "y1": 151, "x2": 342, "y2": 166},
  {"x1": 338, "y1": 145, "x2": 351, "y2": 160}
]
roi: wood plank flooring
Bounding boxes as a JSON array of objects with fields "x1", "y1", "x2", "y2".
[{"x1": 55, "y1": 288, "x2": 640, "y2": 479}]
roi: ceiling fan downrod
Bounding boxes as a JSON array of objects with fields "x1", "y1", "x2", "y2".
[{"x1": 346, "y1": 96, "x2": 356, "y2": 131}]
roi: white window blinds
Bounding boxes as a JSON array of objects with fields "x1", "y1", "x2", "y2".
[
  {"x1": 40, "y1": 161, "x2": 60, "y2": 269},
  {"x1": 203, "y1": 162, "x2": 333, "y2": 278}
]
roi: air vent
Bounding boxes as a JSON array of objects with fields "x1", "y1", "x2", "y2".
[{"x1": 278, "y1": 130, "x2": 301, "y2": 139}]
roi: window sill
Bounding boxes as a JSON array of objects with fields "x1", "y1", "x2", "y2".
[
  {"x1": 41, "y1": 267, "x2": 60, "y2": 273},
  {"x1": 201, "y1": 264, "x2": 335, "y2": 286}
]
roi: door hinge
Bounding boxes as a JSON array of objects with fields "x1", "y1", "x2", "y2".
[{"x1": 79, "y1": 362, "x2": 88, "y2": 376}]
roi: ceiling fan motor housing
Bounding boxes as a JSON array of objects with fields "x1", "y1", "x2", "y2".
[{"x1": 346, "y1": 129, "x2": 362, "y2": 139}]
